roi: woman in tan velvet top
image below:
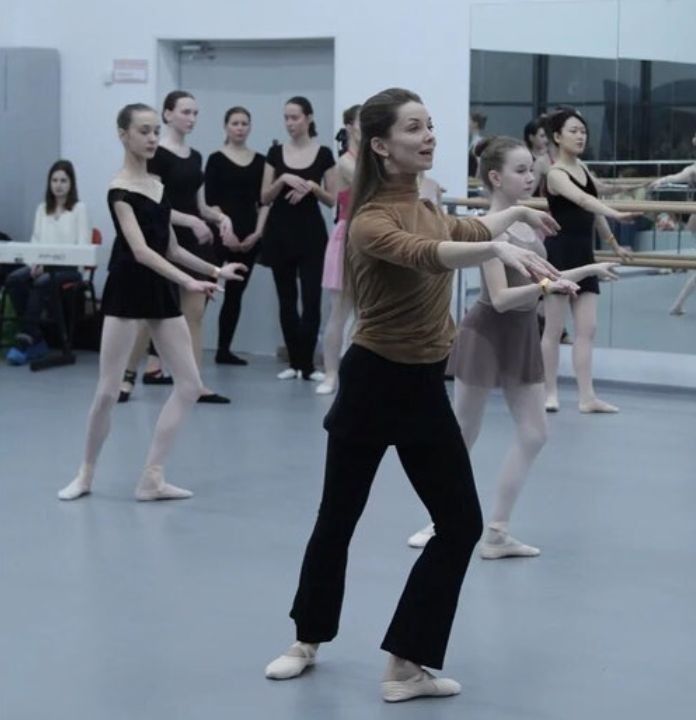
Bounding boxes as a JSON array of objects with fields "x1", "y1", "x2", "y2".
[{"x1": 265, "y1": 88, "x2": 560, "y2": 703}]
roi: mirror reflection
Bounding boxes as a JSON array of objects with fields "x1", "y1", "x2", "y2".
[{"x1": 464, "y1": 0, "x2": 696, "y2": 355}]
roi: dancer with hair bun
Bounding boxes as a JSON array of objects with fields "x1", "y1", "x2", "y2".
[
  {"x1": 58, "y1": 103, "x2": 246, "y2": 502},
  {"x1": 408, "y1": 136, "x2": 618, "y2": 556},
  {"x1": 541, "y1": 109, "x2": 638, "y2": 413},
  {"x1": 119, "y1": 91, "x2": 236, "y2": 404},
  {"x1": 261, "y1": 96, "x2": 337, "y2": 382}
]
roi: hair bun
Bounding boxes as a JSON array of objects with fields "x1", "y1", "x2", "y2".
[{"x1": 474, "y1": 136, "x2": 496, "y2": 159}]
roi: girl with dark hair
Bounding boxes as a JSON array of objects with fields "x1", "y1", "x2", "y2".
[
  {"x1": 261, "y1": 96, "x2": 337, "y2": 381},
  {"x1": 265, "y1": 89, "x2": 560, "y2": 702},
  {"x1": 205, "y1": 106, "x2": 268, "y2": 365},
  {"x1": 58, "y1": 104, "x2": 245, "y2": 502},
  {"x1": 119, "y1": 91, "x2": 236, "y2": 403},
  {"x1": 542, "y1": 109, "x2": 638, "y2": 413},
  {"x1": 316, "y1": 104, "x2": 361, "y2": 395},
  {"x1": 5, "y1": 159, "x2": 89, "y2": 362},
  {"x1": 408, "y1": 137, "x2": 618, "y2": 556}
]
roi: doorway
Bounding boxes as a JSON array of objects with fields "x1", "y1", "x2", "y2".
[{"x1": 158, "y1": 38, "x2": 335, "y2": 355}]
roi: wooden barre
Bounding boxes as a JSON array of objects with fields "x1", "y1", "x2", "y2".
[
  {"x1": 445, "y1": 197, "x2": 696, "y2": 214},
  {"x1": 594, "y1": 251, "x2": 696, "y2": 270}
]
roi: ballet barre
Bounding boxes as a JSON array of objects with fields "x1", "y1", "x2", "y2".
[
  {"x1": 594, "y1": 252, "x2": 696, "y2": 270},
  {"x1": 0, "y1": 242, "x2": 98, "y2": 266},
  {"x1": 442, "y1": 197, "x2": 696, "y2": 271},
  {"x1": 444, "y1": 197, "x2": 696, "y2": 215}
]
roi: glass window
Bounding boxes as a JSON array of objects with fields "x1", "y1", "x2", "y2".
[
  {"x1": 470, "y1": 51, "x2": 534, "y2": 104},
  {"x1": 472, "y1": 105, "x2": 535, "y2": 142},
  {"x1": 548, "y1": 56, "x2": 618, "y2": 104},
  {"x1": 649, "y1": 106, "x2": 696, "y2": 159},
  {"x1": 652, "y1": 61, "x2": 696, "y2": 104}
]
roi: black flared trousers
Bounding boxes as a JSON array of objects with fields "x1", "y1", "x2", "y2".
[{"x1": 290, "y1": 346, "x2": 483, "y2": 669}]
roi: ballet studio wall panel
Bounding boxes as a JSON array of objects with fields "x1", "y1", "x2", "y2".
[{"x1": 0, "y1": 48, "x2": 60, "y2": 244}]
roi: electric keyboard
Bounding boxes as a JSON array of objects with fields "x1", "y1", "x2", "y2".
[{"x1": 0, "y1": 242, "x2": 98, "y2": 266}]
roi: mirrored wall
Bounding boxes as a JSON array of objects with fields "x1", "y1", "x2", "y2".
[{"x1": 465, "y1": 0, "x2": 696, "y2": 355}]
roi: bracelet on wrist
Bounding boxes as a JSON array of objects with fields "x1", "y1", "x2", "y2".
[
  {"x1": 212, "y1": 266, "x2": 221, "y2": 280},
  {"x1": 539, "y1": 277, "x2": 552, "y2": 295}
]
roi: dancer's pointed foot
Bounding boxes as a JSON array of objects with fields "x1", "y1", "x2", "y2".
[
  {"x1": 544, "y1": 395, "x2": 559, "y2": 413},
  {"x1": 277, "y1": 368, "x2": 300, "y2": 380},
  {"x1": 407, "y1": 522, "x2": 435, "y2": 548},
  {"x1": 382, "y1": 669, "x2": 461, "y2": 703},
  {"x1": 58, "y1": 463, "x2": 94, "y2": 500},
  {"x1": 134, "y1": 465, "x2": 193, "y2": 501},
  {"x1": 315, "y1": 374, "x2": 337, "y2": 395},
  {"x1": 479, "y1": 526, "x2": 540, "y2": 559},
  {"x1": 265, "y1": 642, "x2": 318, "y2": 680},
  {"x1": 579, "y1": 398, "x2": 619, "y2": 413}
]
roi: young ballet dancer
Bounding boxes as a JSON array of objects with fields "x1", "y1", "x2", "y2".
[
  {"x1": 651, "y1": 145, "x2": 696, "y2": 315},
  {"x1": 58, "y1": 103, "x2": 246, "y2": 502},
  {"x1": 205, "y1": 106, "x2": 268, "y2": 364},
  {"x1": 541, "y1": 108, "x2": 638, "y2": 413},
  {"x1": 261, "y1": 96, "x2": 337, "y2": 381},
  {"x1": 119, "y1": 91, "x2": 236, "y2": 404},
  {"x1": 316, "y1": 104, "x2": 360, "y2": 395},
  {"x1": 264, "y1": 88, "x2": 561, "y2": 702},
  {"x1": 407, "y1": 136, "x2": 619, "y2": 556}
]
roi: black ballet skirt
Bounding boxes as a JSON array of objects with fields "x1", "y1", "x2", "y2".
[
  {"x1": 261, "y1": 144, "x2": 335, "y2": 266},
  {"x1": 545, "y1": 168, "x2": 600, "y2": 295},
  {"x1": 101, "y1": 188, "x2": 181, "y2": 319},
  {"x1": 148, "y1": 146, "x2": 215, "y2": 266}
]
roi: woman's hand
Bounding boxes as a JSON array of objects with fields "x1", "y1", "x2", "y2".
[
  {"x1": 548, "y1": 278, "x2": 580, "y2": 296},
  {"x1": 592, "y1": 261, "x2": 621, "y2": 280},
  {"x1": 217, "y1": 215, "x2": 237, "y2": 246},
  {"x1": 218, "y1": 263, "x2": 248, "y2": 282},
  {"x1": 222, "y1": 231, "x2": 243, "y2": 250},
  {"x1": 192, "y1": 217, "x2": 214, "y2": 244},
  {"x1": 519, "y1": 207, "x2": 561, "y2": 237},
  {"x1": 285, "y1": 186, "x2": 312, "y2": 205},
  {"x1": 283, "y1": 174, "x2": 312, "y2": 205},
  {"x1": 609, "y1": 240, "x2": 633, "y2": 261},
  {"x1": 492, "y1": 241, "x2": 561, "y2": 280},
  {"x1": 613, "y1": 211, "x2": 642, "y2": 223},
  {"x1": 282, "y1": 173, "x2": 311, "y2": 192},
  {"x1": 239, "y1": 231, "x2": 262, "y2": 252},
  {"x1": 30, "y1": 264, "x2": 44, "y2": 278},
  {"x1": 184, "y1": 277, "x2": 221, "y2": 300}
]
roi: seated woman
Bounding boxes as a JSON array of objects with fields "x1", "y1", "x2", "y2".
[{"x1": 6, "y1": 159, "x2": 89, "y2": 363}]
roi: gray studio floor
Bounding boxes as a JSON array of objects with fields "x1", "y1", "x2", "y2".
[{"x1": 1, "y1": 353, "x2": 695, "y2": 720}]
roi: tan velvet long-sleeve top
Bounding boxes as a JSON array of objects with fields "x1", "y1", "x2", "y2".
[{"x1": 347, "y1": 178, "x2": 491, "y2": 364}]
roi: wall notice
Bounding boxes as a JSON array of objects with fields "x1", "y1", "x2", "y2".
[{"x1": 112, "y1": 59, "x2": 148, "y2": 83}]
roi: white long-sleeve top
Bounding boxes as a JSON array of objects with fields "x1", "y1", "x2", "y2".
[{"x1": 30, "y1": 201, "x2": 90, "y2": 246}]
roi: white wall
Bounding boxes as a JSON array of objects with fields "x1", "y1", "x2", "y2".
[
  {"x1": 471, "y1": 0, "x2": 620, "y2": 58},
  {"x1": 471, "y1": 0, "x2": 696, "y2": 64},
  {"x1": 619, "y1": 0, "x2": 696, "y2": 63},
  {"x1": 10, "y1": 0, "x2": 696, "y2": 251},
  {"x1": 6, "y1": 0, "x2": 470, "y2": 256}
]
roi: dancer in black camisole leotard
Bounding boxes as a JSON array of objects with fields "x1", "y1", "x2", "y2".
[
  {"x1": 119, "y1": 91, "x2": 237, "y2": 404},
  {"x1": 58, "y1": 103, "x2": 245, "y2": 502},
  {"x1": 540, "y1": 108, "x2": 639, "y2": 414}
]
